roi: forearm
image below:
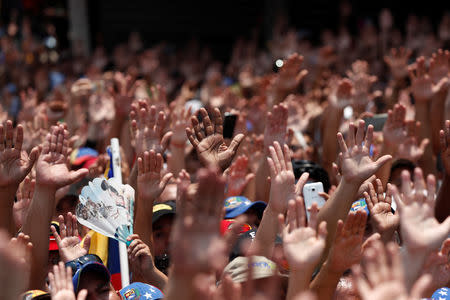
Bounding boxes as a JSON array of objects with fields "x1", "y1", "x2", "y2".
[
  {"x1": 401, "y1": 248, "x2": 428, "y2": 291},
  {"x1": 248, "y1": 207, "x2": 278, "y2": 258},
  {"x1": 137, "y1": 266, "x2": 168, "y2": 291},
  {"x1": 375, "y1": 144, "x2": 395, "y2": 189},
  {"x1": 164, "y1": 273, "x2": 195, "y2": 300},
  {"x1": 0, "y1": 187, "x2": 18, "y2": 235},
  {"x1": 321, "y1": 107, "x2": 343, "y2": 176},
  {"x1": 254, "y1": 157, "x2": 270, "y2": 203},
  {"x1": 167, "y1": 144, "x2": 186, "y2": 177},
  {"x1": 134, "y1": 197, "x2": 154, "y2": 252},
  {"x1": 415, "y1": 102, "x2": 435, "y2": 175},
  {"x1": 317, "y1": 180, "x2": 359, "y2": 261},
  {"x1": 435, "y1": 175, "x2": 450, "y2": 223},
  {"x1": 310, "y1": 261, "x2": 342, "y2": 300},
  {"x1": 23, "y1": 186, "x2": 56, "y2": 289},
  {"x1": 286, "y1": 267, "x2": 315, "y2": 300},
  {"x1": 430, "y1": 94, "x2": 447, "y2": 155}
]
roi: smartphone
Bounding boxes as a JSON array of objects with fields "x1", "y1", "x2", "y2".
[
  {"x1": 303, "y1": 182, "x2": 326, "y2": 220},
  {"x1": 364, "y1": 114, "x2": 388, "y2": 131},
  {"x1": 223, "y1": 113, "x2": 237, "y2": 139}
]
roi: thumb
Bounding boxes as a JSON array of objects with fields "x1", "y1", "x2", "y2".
[
  {"x1": 82, "y1": 234, "x2": 91, "y2": 253},
  {"x1": 25, "y1": 146, "x2": 40, "y2": 172},
  {"x1": 374, "y1": 154, "x2": 392, "y2": 170},
  {"x1": 68, "y1": 168, "x2": 89, "y2": 184},
  {"x1": 419, "y1": 138, "x2": 430, "y2": 152},
  {"x1": 244, "y1": 173, "x2": 255, "y2": 186},
  {"x1": 228, "y1": 134, "x2": 245, "y2": 155},
  {"x1": 77, "y1": 289, "x2": 88, "y2": 300},
  {"x1": 161, "y1": 131, "x2": 173, "y2": 152},
  {"x1": 160, "y1": 173, "x2": 174, "y2": 190}
]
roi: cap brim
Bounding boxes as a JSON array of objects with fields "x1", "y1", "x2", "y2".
[
  {"x1": 73, "y1": 262, "x2": 110, "y2": 292},
  {"x1": 152, "y1": 210, "x2": 176, "y2": 224},
  {"x1": 225, "y1": 201, "x2": 266, "y2": 219}
]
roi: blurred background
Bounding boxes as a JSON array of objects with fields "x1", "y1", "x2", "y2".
[{"x1": 1, "y1": 0, "x2": 449, "y2": 60}]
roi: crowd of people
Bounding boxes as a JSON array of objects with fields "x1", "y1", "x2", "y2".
[{"x1": 0, "y1": 5, "x2": 449, "y2": 300}]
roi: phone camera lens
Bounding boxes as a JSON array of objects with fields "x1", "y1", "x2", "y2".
[{"x1": 312, "y1": 188, "x2": 315, "y2": 191}]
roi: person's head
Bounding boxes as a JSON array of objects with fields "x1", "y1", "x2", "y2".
[
  {"x1": 73, "y1": 262, "x2": 120, "y2": 300},
  {"x1": 224, "y1": 196, "x2": 266, "y2": 228},
  {"x1": 292, "y1": 160, "x2": 331, "y2": 193},
  {"x1": 389, "y1": 159, "x2": 415, "y2": 189},
  {"x1": 152, "y1": 201, "x2": 176, "y2": 273}
]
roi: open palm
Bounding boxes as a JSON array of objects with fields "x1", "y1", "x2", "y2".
[
  {"x1": 0, "y1": 121, "x2": 38, "y2": 187},
  {"x1": 186, "y1": 108, "x2": 244, "y2": 170}
]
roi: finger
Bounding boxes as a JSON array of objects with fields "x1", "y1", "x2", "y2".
[
  {"x1": 143, "y1": 151, "x2": 150, "y2": 174},
  {"x1": 161, "y1": 131, "x2": 172, "y2": 152},
  {"x1": 364, "y1": 125, "x2": 374, "y2": 150},
  {"x1": 307, "y1": 202, "x2": 319, "y2": 229},
  {"x1": 413, "y1": 168, "x2": 426, "y2": 195},
  {"x1": 295, "y1": 172, "x2": 309, "y2": 196},
  {"x1": 5, "y1": 120, "x2": 13, "y2": 149},
  {"x1": 66, "y1": 212, "x2": 73, "y2": 237},
  {"x1": 0, "y1": 123, "x2": 4, "y2": 151},
  {"x1": 15, "y1": 124, "x2": 23, "y2": 152},
  {"x1": 137, "y1": 157, "x2": 144, "y2": 175},
  {"x1": 155, "y1": 152, "x2": 163, "y2": 173},
  {"x1": 228, "y1": 134, "x2": 245, "y2": 156},
  {"x1": 267, "y1": 157, "x2": 276, "y2": 178},
  {"x1": 77, "y1": 289, "x2": 88, "y2": 300},
  {"x1": 368, "y1": 182, "x2": 378, "y2": 205},
  {"x1": 213, "y1": 108, "x2": 223, "y2": 135},
  {"x1": 269, "y1": 145, "x2": 281, "y2": 173},
  {"x1": 160, "y1": 173, "x2": 173, "y2": 190},
  {"x1": 283, "y1": 144, "x2": 293, "y2": 172},
  {"x1": 51, "y1": 225, "x2": 63, "y2": 245},
  {"x1": 58, "y1": 214, "x2": 66, "y2": 238},
  {"x1": 286, "y1": 199, "x2": 297, "y2": 232},
  {"x1": 355, "y1": 120, "x2": 365, "y2": 147},
  {"x1": 191, "y1": 115, "x2": 205, "y2": 141},
  {"x1": 364, "y1": 191, "x2": 374, "y2": 212},
  {"x1": 83, "y1": 234, "x2": 91, "y2": 253},
  {"x1": 72, "y1": 213, "x2": 79, "y2": 237},
  {"x1": 348, "y1": 122, "x2": 356, "y2": 149},
  {"x1": 149, "y1": 150, "x2": 157, "y2": 173},
  {"x1": 274, "y1": 142, "x2": 286, "y2": 170},
  {"x1": 337, "y1": 132, "x2": 348, "y2": 153},
  {"x1": 201, "y1": 109, "x2": 214, "y2": 136},
  {"x1": 186, "y1": 127, "x2": 199, "y2": 148},
  {"x1": 410, "y1": 274, "x2": 433, "y2": 299}
]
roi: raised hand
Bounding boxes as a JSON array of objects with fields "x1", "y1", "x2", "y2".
[
  {"x1": 137, "y1": 150, "x2": 173, "y2": 204},
  {"x1": 130, "y1": 100, "x2": 172, "y2": 156},
  {"x1": 429, "y1": 49, "x2": 450, "y2": 85},
  {"x1": 49, "y1": 262, "x2": 88, "y2": 300},
  {"x1": 440, "y1": 120, "x2": 450, "y2": 175},
  {"x1": 337, "y1": 120, "x2": 392, "y2": 185},
  {"x1": 409, "y1": 56, "x2": 448, "y2": 102},
  {"x1": 364, "y1": 180, "x2": 399, "y2": 242},
  {"x1": 0, "y1": 120, "x2": 39, "y2": 188},
  {"x1": 35, "y1": 125, "x2": 88, "y2": 189},
  {"x1": 0, "y1": 230, "x2": 33, "y2": 300},
  {"x1": 51, "y1": 212, "x2": 90, "y2": 263},
  {"x1": 394, "y1": 168, "x2": 450, "y2": 253},
  {"x1": 327, "y1": 210, "x2": 370, "y2": 273},
  {"x1": 270, "y1": 53, "x2": 308, "y2": 94},
  {"x1": 328, "y1": 78, "x2": 353, "y2": 109},
  {"x1": 396, "y1": 121, "x2": 429, "y2": 162},
  {"x1": 170, "y1": 167, "x2": 228, "y2": 275},
  {"x1": 264, "y1": 104, "x2": 288, "y2": 151},
  {"x1": 170, "y1": 106, "x2": 191, "y2": 146},
  {"x1": 267, "y1": 141, "x2": 309, "y2": 214},
  {"x1": 13, "y1": 177, "x2": 35, "y2": 229},
  {"x1": 422, "y1": 238, "x2": 450, "y2": 295},
  {"x1": 353, "y1": 240, "x2": 431, "y2": 300},
  {"x1": 279, "y1": 198, "x2": 327, "y2": 272},
  {"x1": 382, "y1": 104, "x2": 408, "y2": 150},
  {"x1": 225, "y1": 155, "x2": 254, "y2": 197},
  {"x1": 346, "y1": 60, "x2": 377, "y2": 109},
  {"x1": 186, "y1": 108, "x2": 244, "y2": 171},
  {"x1": 383, "y1": 47, "x2": 412, "y2": 80},
  {"x1": 126, "y1": 234, "x2": 155, "y2": 279}
]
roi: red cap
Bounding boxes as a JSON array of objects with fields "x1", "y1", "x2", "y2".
[{"x1": 220, "y1": 219, "x2": 252, "y2": 236}]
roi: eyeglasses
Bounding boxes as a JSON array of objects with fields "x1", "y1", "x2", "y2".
[{"x1": 65, "y1": 254, "x2": 103, "y2": 275}]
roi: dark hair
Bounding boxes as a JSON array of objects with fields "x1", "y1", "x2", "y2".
[
  {"x1": 292, "y1": 160, "x2": 331, "y2": 192},
  {"x1": 389, "y1": 159, "x2": 416, "y2": 181}
]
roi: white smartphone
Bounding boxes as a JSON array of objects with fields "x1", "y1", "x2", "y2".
[{"x1": 303, "y1": 182, "x2": 326, "y2": 220}]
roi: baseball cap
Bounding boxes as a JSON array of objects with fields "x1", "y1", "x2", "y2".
[
  {"x1": 220, "y1": 219, "x2": 252, "y2": 236},
  {"x1": 119, "y1": 282, "x2": 164, "y2": 299},
  {"x1": 72, "y1": 262, "x2": 110, "y2": 292},
  {"x1": 49, "y1": 221, "x2": 60, "y2": 251},
  {"x1": 152, "y1": 201, "x2": 176, "y2": 224},
  {"x1": 432, "y1": 287, "x2": 449, "y2": 299},
  {"x1": 224, "y1": 196, "x2": 266, "y2": 219},
  {"x1": 222, "y1": 256, "x2": 277, "y2": 283},
  {"x1": 22, "y1": 290, "x2": 50, "y2": 300}
]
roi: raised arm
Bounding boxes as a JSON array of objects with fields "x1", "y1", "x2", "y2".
[
  {"x1": 317, "y1": 120, "x2": 391, "y2": 261},
  {"x1": 23, "y1": 125, "x2": 88, "y2": 289},
  {"x1": 436, "y1": 120, "x2": 450, "y2": 222},
  {"x1": 0, "y1": 121, "x2": 38, "y2": 234}
]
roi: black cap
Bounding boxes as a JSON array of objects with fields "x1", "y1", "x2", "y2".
[{"x1": 152, "y1": 201, "x2": 176, "y2": 224}]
